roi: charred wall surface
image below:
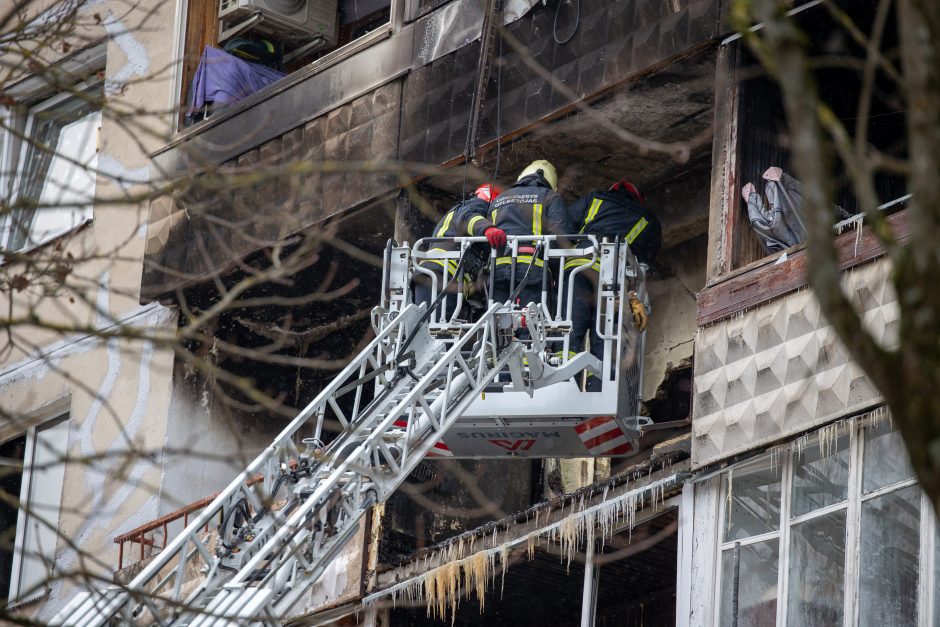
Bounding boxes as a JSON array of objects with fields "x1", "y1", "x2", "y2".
[
  {"x1": 143, "y1": 82, "x2": 402, "y2": 300},
  {"x1": 142, "y1": 0, "x2": 720, "y2": 301},
  {"x1": 400, "y1": 0, "x2": 719, "y2": 167}
]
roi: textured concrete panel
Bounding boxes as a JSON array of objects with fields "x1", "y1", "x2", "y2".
[{"x1": 692, "y1": 259, "x2": 899, "y2": 468}]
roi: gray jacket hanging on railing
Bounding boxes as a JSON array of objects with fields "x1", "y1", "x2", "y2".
[{"x1": 743, "y1": 167, "x2": 852, "y2": 254}]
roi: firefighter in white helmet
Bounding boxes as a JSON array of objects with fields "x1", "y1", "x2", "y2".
[{"x1": 488, "y1": 160, "x2": 570, "y2": 308}]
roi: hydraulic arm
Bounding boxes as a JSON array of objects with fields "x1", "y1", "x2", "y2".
[{"x1": 53, "y1": 235, "x2": 650, "y2": 626}]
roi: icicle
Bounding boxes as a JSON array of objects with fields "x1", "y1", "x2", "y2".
[
  {"x1": 817, "y1": 420, "x2": 844, "y2": 461},
  {"x1": 725, "y1": 468, "x2": 734, "y2": 537},
  {"x1": 499, "y1": 543, "x2": 509, "y2": 598},
  {"x1": 526, "y1": 531, "x2": 537, "y2": 560},
  {"x1": 854, "y1": 213, "x2": 864, "y2": 257},
  {"x1": 793, "y1": 433, "x2": 810, "y2": 459}
]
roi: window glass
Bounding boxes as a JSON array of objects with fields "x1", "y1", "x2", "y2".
[
  {"x1": 725, "y1": 459, "x2": 782, "y2": 542},
  {"x1": 720, "y1": 539, "x2": 779, "y2": 627},
  {"x1": 935, "y1": 517, "x2": 940, "y2": 627},
  {"x1": 787, "y1": 510, "x2": 846, "y2": 626},
  {"x1": 863, "y1": 421, "x2": 915, "y2": 494},
  {"x1": 859, "y1": 485, "x2": 921, "y2": 627},
  {"x1": 790, "y1": 435, "x2": 850, "y2": 518},
  {"x1": 15, "y1": 418, "x2": 69, "y2": 601},
  {"x1": 4, "y1": 83, "x2": 101, "y2": 252}
]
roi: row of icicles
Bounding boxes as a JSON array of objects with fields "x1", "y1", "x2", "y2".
[{"x1": 370, "y1": 476, "x2": 675, "y2": 623}]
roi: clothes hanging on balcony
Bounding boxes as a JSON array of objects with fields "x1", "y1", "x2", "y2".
[
  {"x1": 187, "y1": 46, "x2": 285, "y2": 121},
  {"x1": 743, "y1": 167, "x2": 852, "y2": 254}
]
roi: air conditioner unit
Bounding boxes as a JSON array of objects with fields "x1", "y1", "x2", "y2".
[{"x1": 218, "y1": 0, "x2": 338, "y2": 46}]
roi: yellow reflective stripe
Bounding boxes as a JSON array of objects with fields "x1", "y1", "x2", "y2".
[
  {"x1": 625, "y1": 217, "x2": 648, "y2": 244},
  {"x1": 579, "y1": 198, "x2": 604, "y2": 234},
  {"x1": 422, "y1": 248, "x2": 459, "y2": 273},
  {"x1": 495, "y1": 255, "x2": 544, "y2": 268},
  {"x1": 532, "y1": 203, "x2": 543, "y2": 236},
  {"x1": 467, "y1": 214, "x2": 485, "y2": 235},
  {"x1": 491, "y1": 208, "x2": 498, "y2": 223},
  {"x1": 563, "y1": 257, "x2": 600, "y2": 271},
  {"x1": 436, "y1": 210, "x2": 455, "y2": 237}
]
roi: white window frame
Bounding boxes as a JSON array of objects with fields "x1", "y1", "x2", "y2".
[
  {"x1": 0, "y1": 76, "x2": 103, "y2": 254},
  {"x1": 712, "y1": 419, "x2": 937, "y2": 626},
  {"x1": 2, "y1": 413, "x2": 70, "y2": 605}
]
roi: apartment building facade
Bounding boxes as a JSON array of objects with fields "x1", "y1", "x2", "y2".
[{"x1": 0, "y1": 0, "x2": 922, "y2": 625}]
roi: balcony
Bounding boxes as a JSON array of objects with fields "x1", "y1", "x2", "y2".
[{"x1": 141, "y1": 0, "x2": 722, "y2": 302}]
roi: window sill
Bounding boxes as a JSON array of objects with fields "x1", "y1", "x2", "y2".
[
  {"x1": 1, "y1": 217, "x2": 93, "y2": 266},
  {"x1": 696, "y1": 208, "x2": 910, "y2": 326}
]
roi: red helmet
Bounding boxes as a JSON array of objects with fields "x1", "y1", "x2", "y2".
[
  {"x1": 610, "y1": 180, "x2": 644, "y2": 205},
  {"x1": 474, "y1": 183, "x2": 503, "y2": 203}
]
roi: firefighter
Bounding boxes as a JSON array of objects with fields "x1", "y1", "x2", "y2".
[
  {"x1": 414, "y1": 184, "x2": 507, "y2": 321},
  {"x1": 564, "y1": 180, "x2": 661, "y2": 390},
  {"x1": 489, "y1": 160, "x2": 570, "y2": 308}
]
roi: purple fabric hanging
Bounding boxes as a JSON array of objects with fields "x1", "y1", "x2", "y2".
[{"x1": 188, "y1": 46, "x2": 285, "y2": 113}]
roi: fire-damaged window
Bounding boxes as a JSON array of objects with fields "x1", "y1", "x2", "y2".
[
  {"x1": 725, "y1": 3, "x2": 907, "y2": 270},
  {"x1": 0, "y1": 415, "x2": 69, "y2": 605},
  {"x1": 715, "y1": 419, "x2": 936, "y2": 627},
  {"x1": 178, "y1": 0, "x2": 395, "y2": 128}
]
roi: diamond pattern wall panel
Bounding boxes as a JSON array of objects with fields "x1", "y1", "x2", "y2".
[{"x1": 692, "y1": 259, "x2": 899, "y2": 468}]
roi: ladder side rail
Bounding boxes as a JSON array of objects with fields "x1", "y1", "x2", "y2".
[
  {"x1": 273, "y1": 311, "x2": 518, "y2": 617},
  {"x1": 596, "y1": 240, "x2": 624, "y2": 390},
  {"x1": 539, "y1": 236, "x2": 552, "y2": 320},
  {"x1": 212, "y1": 305, "x2": 508, "y2": 616},
  {"x1": 625, "y1": 244, "x2": 648, "y2": 417},
  {"x1": 411, "y1": 262, "x2": 440, "y2": 323},
  {"x1": 380, "y1": 239, "x2": 392, "y2": 311},
  {"x1": 96, "y1": 306, "x2": 420, "y2": 619},
  {"x1": 564, "y1": 242, "x2": 600, "y2": 365}
]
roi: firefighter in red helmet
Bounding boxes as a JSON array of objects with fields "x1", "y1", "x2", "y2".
[
  {"x1": 564, "y1": 180, "x2": 661, "y2": 390},
  {"x1": 414, "y1": 184, "x2": 507, "y2": 320}
]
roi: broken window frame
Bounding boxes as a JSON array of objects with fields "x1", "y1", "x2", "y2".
[
  {"x1": 0, "y1": 413, "x2": 70, "y2": 606},
  {"x1": 712, "y1": 419, "x2": 936, "y2": 626},
  {"x1": 0, "y1": 78, "x2": 103, "y2": 255}
]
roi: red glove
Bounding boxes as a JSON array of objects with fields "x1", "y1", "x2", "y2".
[{"x1": 484, "y1": 227, "x2": 507, "y2": 249}]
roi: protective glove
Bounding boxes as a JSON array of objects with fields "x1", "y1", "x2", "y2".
[
  {"x1": 484, "y1": 226, "x2": 507, "y2": 249},
  {"x1": 628, "y1": 291, "x2": 648, "y2": 332}
]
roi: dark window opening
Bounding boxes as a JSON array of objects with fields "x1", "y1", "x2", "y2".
[
  {"x1": 388, "y1": 509, "x2": 678, "y2": 626},
  {"x1": 0, "y1": 435, "x2": 26, "y2": 605},
  {"x1": 730, "y1": 3, "x2": 907, "y2": 269},
  {"x1": 379, "y1": 460, "x2": 543, "y2": 564}
]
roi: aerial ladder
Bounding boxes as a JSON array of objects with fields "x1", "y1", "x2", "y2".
[{"x1": 54, "y1": 235, "x2": 653, "y2": 626}]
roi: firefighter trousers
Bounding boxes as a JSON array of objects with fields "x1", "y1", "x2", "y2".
[{"x1": 566, "y1": 269, "x2": 604, "y2": 391}]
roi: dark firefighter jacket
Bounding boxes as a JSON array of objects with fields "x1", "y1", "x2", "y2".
[
  {"x1": 566, "y1": 189, "x2": 661, "y2": 268},
  {"x1": 422, "y1": 196, "x2": 496, "y2": 275},
  {"x1": 490, "y1": 174, "x2": 570, "y2": 284}
]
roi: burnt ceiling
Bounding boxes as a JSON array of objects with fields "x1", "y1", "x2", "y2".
[{"x1": 421, "y1": 46, "x2": 716, "y2": 250}]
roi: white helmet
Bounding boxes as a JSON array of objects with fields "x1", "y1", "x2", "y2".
[{"x1": 517, "y1": 159, "x2": 558, "y2": 191}]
